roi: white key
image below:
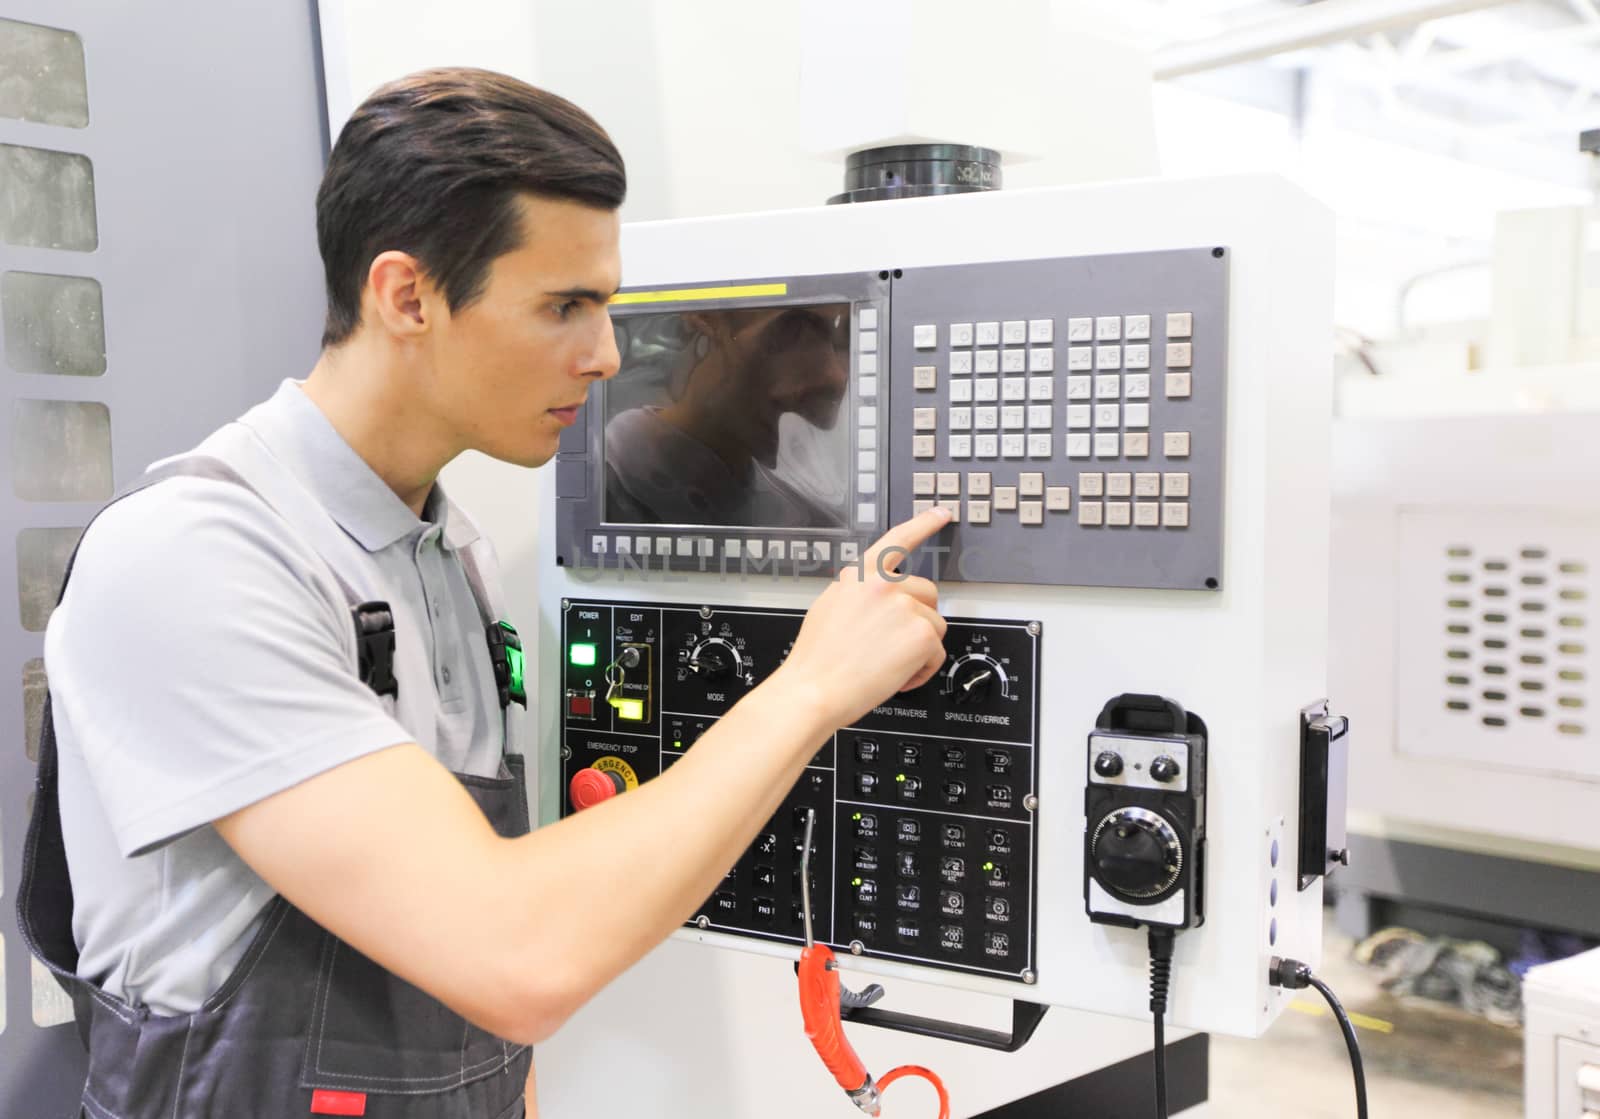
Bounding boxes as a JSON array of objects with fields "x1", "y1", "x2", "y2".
[
  {"x1": 913, "y1": 435, "x2": 936, "y2": 458},
  {"x1": 814, "y1": 542, "x2": 831, "y2": 561},
  {"x1": 976, "y1": 350, "x2": 1000, "y2": 374},
  {"x1": 993, "y1": 486, "x2": 1018, "y2": 511},
  {"x1": 1166, "y1": 372, "x2": 1191, "y2": 398},
  {"x1": 860, "y1": 405, "x2": 877, "y2": 427},
  {"x1": 1124, "y1": 403, "x2": 1150, "y2": 428},
  {"x1": 1002, "y1": 349, "x2": 1026, "y2": 373},
  {"x1": 676, "y1": 537, "x2": 694, "y2": 557},
  {"x1": 913, "y1": 472, "x2": 936, "y2": 495},
  {"x1": 1028, "y1": 404, "x2": 1053, "y2": 428},
  {"x1": 1002, "y1": 377, "x2": 1027, "y2": 401},
  {"x1": 950, "y1": 351, "x2": 973, "y2": 375},
  {"x1": 1166, "y1": 342, "x2": 1192, "y2": 368},
  {"x1": 790, "y1": 542, "x2": 808, "y2": 561},
  {"x1": 1045, "y1": 485, "x2": 1072, "y2": 512},
  {"x1": 1019, "y1": 500, "x2": 1044, "y2": 526},
  {"x1": 913, "y1": 324, "x2": 937, "y2": 349},
  {"x1": 1163, "y1": 502, "x2": 1190, "y2": 528},
  {"x1": 1002, "y1": 320, "x2": 1027, "y2": 345},
  {"x1": 937, "y1": 472, "x2": 960, "y2": 496},
  {"x1": 1123, "y1": 432, "x2": 1150, "y2": 457},
  {"x1": 1125, "y1": 314, "x2": 1151, "y2": 340},
  {"x1": 839, "y1": 542, "x2": 859, "y2": 561},
  {"x1": 1001, "y1": 434, "x2": 1026, "y2": 458},
  {"x1": 976, "y1": 406, "x2": 999, "y2": 430},
  {"x1": 976, "y1": 321, "x2": 1000, "y2": 346},
  {"x1": 975, "y1": 434, "x2": 999, "y2": 458},
  {"x1": 949, "y1": 322, "x2": 974, "y2": 347},
  {"x1": 948, "y1": 435, "x2": 972, "y2": 458},
  {"x1": 768, "y1": 541, "x2": 786, "y2": 560},
  {"x1": 697, "y1": 538, "x2": 715, "y2": 558},
  {"x1": 1095, "y1": 403, "x2": 1120, "y2": 428},
  {"x1": 913, "y1": 499, "x2": 936, "y2": 515},
  {"x1": 1135, "y1": 502, "x2": 1160, "y2": 527},
  {"x1": 1164, "y1": 431, "x2": 1191, "y2": 457},
  {"x1": 719, "y1": 538, "x2": 735, "y2": 558},
  {"x1": 1029, "y1": 318, "x2": 1054, "y2": 344},
  {"x1": 1079, "y1": 501, "x2": 1104, "y2": 526},
  {"x1": 1029, "y1": 376, "x2": 1054, "y2": 401},
  {"x1": 1166, "y1": 312, "x2": 1193, "y2": 338},
  {"x1": 615, "y1": 537, "x2": 632, "y2": 555},
  {"x1": 1067, "y1": 404, "x2": 1092, "y2": 429},
  {"x1": 949, "y1": 407, "x2": 972, "y2": 430},
  {"x1": 1029, "y1": 348, "x2": 1054, "y2": 372},
  {"x1": 1106, "y1": 473, "x2": 1132, "y2": 497},
  {"x1": 1124, "y1": 344, "x2": 1150, "y2": 370},
  {"x1": 591, "y1": 535, "x2": 609, "y2": 554},
  {"x1": 1135, "y1": 472, "x2": 1161, "y2": 497},
  {"x1": 1096, "y1": 316, "x2": 1122, "y2": 341},
  {"x1": 949, "y1": 379, "x2": 973, "y2": 403},
  {"x1": 1078, "y1": 472, "x2": 1105, "y2": 497},
  {"x1": 1124, "y1": 373, "x2": 1150, "y2": 400},
  {"x1": 860, "y1": 354, "x2": 879, "y2": 375},
  {"x1": 859, "y1": 308, "x2": 878, "y2": 331},
  {"x1": 1097, "y1": 345, "x2": 1122, "y2": 370},
  {"x1": 857, "y1": 450, "x2": 875, "y2": 472},
  {"x1": 857, "y1": 503, "x2": 876, "y2": 525},
  {"x1": 1163, "y1": 472, "x2": 1190, "y2": 498},
  {"x1": 968, "y1": 472, "x2": 992, "y2": 496},
  {"x1": 1064, "y1": 433, "x2": 1090, "y2": 458},
  {"x1": 913, "y1": 407, "x2": 938, "y2": 430},
  {"x1": 1028, "y1": 432, "x2": 1052, "y2": 458},
  {"x1": 859, "y1": 376, "x2": 877, "y2": 398},
  {"x1": 913, "y1": 365, "x2": 936, "y2": 390},
  {"x1": 1067, "y1": 317, "x2": 1094, "y2": 342},
  {"x1": 859, "y1": 331, "x2": 878, "y2": 354},
  {"x1": 1067, "y1": 347, "x2": 1094, "y2": 371},
  {"x1": 968, "y1": 499, "x2": 991, "y2": 525},
  {"x1": 975, "y1": 379, "x2": 999, "y2": 402},
  {"x1": 1096, "y1": 374, "x2": 1121, "y2": 400},
  {"x1": 1095, "y1": 433, "x2": 1120, "y2": 458},
  {"x1": 1106, "y1": 501, "x2": 1132, "y2": 527},
  {"x1": 1066, "y1": 376, "x2": 1093, "y2": 401},
  {"x1": 1018, "y1": 472, "x2": 1044, "y2": 497},
  {"x1": 656, "y1": 536, "x2": 672, "y2": 556}
]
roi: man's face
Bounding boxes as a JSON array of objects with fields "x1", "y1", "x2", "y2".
[{"x1": 428, "y1": 195, "x2": 622, "y2": 468}]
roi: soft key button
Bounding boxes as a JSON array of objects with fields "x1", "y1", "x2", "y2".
[
  {"x1": 1002, "y1": 320, "x2": 1027, "y2": 345},
  {"x1": 858, "y1": 474, "x2": 877, "y2": 495},
  {"x1": 976, "y1": 321, "x2": 1000, "y2": 346},
  {"x1": 913, "y1": 407, "x2": 938, "y2": 430},
  {"x1": 949, "y1": 322, "x2": 974, "y2": 347},
  {"x1": 913, "y1": 324, "x2": 938, "y2": 349},
  {"x1": 913, "y1": 365, "x2": 936, "y2": 390},
  {"x1": 859, "y1": 331, "x2": 878, "y2": 353},
  {"x1": 860, "y1": 354, "x2": 879, "y2": 375},
  {"x1": 859, "y1": 308, "x2": 878, "y2": 331}
]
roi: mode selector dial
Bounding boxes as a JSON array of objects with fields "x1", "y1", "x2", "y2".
[
  {"x1": 1093, "y1": 751, "x2": 1125, "y2": 779},
  {"x1": 688, "y1": 637, "x2": 741, "y2": 681},
  {"x1": 1089, "y1": 807, "x2": 1184, "y2": 900}
]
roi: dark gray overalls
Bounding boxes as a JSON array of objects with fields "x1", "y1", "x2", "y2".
[{"x1": 18, "y1": 448, "x2": 532, "y2": 1119}]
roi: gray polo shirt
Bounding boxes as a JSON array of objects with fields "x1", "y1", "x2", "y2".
[{"x1": 45, "y1": 380, "x2": 513, "y2": 1015}]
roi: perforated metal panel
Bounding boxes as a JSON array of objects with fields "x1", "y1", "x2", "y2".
[
  {"x1": 0, "y1": 2, "x2": 328, "y2": 1112},
  {"x1": 1397, "y1": 506, "x2": 1596, "y2": 779}
]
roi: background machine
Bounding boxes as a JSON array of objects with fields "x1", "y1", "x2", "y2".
[{"x1": 531, "y1": 173, "x2": 1341, "y2": 1116}]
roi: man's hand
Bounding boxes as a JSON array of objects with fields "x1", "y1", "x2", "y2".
[{"x1": 774, "y1": 506, "x2": 952, "y2": 730}]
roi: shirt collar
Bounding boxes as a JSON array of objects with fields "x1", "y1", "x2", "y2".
[{"x1": 239, "y1": 380, "x2": 480, "y2": 553}]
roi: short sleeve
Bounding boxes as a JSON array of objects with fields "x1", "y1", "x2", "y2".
[{"x1": 44, "y1": 477, "x2": 413, "y2": 857}]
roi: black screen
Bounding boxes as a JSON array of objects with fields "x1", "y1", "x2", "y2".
[{"x1": 603, "y1": 303, "x2": 852, "y2": 530}]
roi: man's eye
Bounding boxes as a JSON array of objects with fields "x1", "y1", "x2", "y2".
[{"x1": 554, "y1": 300, "x2": 581, "y2": 321}]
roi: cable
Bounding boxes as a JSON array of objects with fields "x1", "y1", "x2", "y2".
[
  {"x1": 877, "y1": 1065, "x2": 950, "y2": 1119},
  {"x1": 1270, "y1": 957, "x2": 1369, "y2": 1119},
  {"x1": 1148, "y1": 929, "x2": 1175, "y2": 1119}
]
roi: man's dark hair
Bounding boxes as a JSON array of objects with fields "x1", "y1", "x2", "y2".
[{"x1": 316, "y1": 68, "x2": 627, "y2": 347}]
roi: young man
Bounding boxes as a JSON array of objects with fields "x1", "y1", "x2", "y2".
[{"x1": 21, "y1": 69, "x2": 950, "y2": 1117}]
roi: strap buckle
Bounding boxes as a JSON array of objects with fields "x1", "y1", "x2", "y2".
[
  {"x1": 487, "y1": 620, "x2": 527, "y2": 709},
  {"x1": 353, "y1": 602, "x2": 398, "y2": 699}
]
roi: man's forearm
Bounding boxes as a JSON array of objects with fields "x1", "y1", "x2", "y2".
[{"x1": 494, "y1": 669, "x2": 832, "y2": 1031}]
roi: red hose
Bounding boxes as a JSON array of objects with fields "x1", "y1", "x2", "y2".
[{"x1": 877, "y1": 1065, "x2": 950, "y2": 1119}]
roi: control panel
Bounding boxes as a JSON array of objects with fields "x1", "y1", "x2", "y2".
[
  {"x1": 560, "y1": 598, "x2": 1042, "y2": 981},
  {"x1": 553, "y1": 249, "x2": 1227, "y2": 591}
]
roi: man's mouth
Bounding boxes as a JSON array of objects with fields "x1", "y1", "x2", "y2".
[{"x1": 548, "y1": 403, "x2": 584, "y2": 426}]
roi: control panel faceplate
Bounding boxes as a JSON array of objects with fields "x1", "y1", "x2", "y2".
[{"x1": 560, "y1": 598, "x2": 1041, "y2": 981}]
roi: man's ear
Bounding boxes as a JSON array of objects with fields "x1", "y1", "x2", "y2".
[{"x1": 364, "y1": 251, "x2": 435, "y2": 339}]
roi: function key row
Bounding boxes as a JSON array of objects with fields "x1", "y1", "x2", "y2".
[
  {"x1": 914, "y1": 313, "x2": 1193, "y2": 350},
  {"x1": 588, "y1": 536, "x2": 865, "y2": 563},
  {"x1": 913, "y1": 431, "x2": 1190, "y2": 460}
]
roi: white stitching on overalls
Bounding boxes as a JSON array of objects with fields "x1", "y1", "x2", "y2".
[
  {"x1": 206, "y1": 901, "x2": 290, "y2": 1013},
  {"x1": 81, "y1": 1085, "x2": 129, "y2": 1119},
  {"x1": 171, "y1": 1019, "x2": 194, "y2": 1119}
]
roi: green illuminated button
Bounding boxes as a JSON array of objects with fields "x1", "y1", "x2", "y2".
[
  {"x1": 612, "y1": 697, "x2": 646, "y2": 721},
  {"x1": 569, "y1": 642, "x2": 597, "y2": 667}
]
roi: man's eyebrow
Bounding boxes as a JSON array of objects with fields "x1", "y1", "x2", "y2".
[{"x1": 546, "y1": 285, "x2": 620, "y2": 304}]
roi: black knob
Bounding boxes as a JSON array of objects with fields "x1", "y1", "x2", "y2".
[
  {"x1": 690, "y1": 645, "x2": 731, "y2": 679},
  {"x1": 1150, "y1": 755, "x2": 1181, "y2": 783},
  {"x1": 1093, "y1": 751, "x2": 1125, "y2": 778},
  {"x1": 1090, "y1": 808, "x2": 1183, "y2": 899},
  {"x1": 951, "y1": 661, "x2": 995, "y2": 705}
]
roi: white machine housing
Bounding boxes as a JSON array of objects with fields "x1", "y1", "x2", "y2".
[
  {"x1": 536, "y1": 175, "x2": 1333, "y2": 1045},
  {"x1": 1525, "y1": 946, "x2": 1600, "y2": 1118}
]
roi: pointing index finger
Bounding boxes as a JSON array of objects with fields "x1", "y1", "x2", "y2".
[{"x1": 863, "y1": 507, "x2": 952, "y2": 578}]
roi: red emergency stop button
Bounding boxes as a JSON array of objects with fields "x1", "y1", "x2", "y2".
[{"x1": 570, "y1": 767, "x2": 626, "y2": 811}]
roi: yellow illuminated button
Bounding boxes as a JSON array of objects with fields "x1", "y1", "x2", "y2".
[{"x1": 612, "y1": 696, "x2": 646, "y2": 721}]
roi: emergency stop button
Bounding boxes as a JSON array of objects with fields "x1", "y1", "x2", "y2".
[{"x1": 570, "y1": 767, "x2": 625, "y2": 810}]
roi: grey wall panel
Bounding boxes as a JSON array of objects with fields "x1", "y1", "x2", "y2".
[{"x1": 0, "y1": 1, "x2": 329, "y2": 1113}]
